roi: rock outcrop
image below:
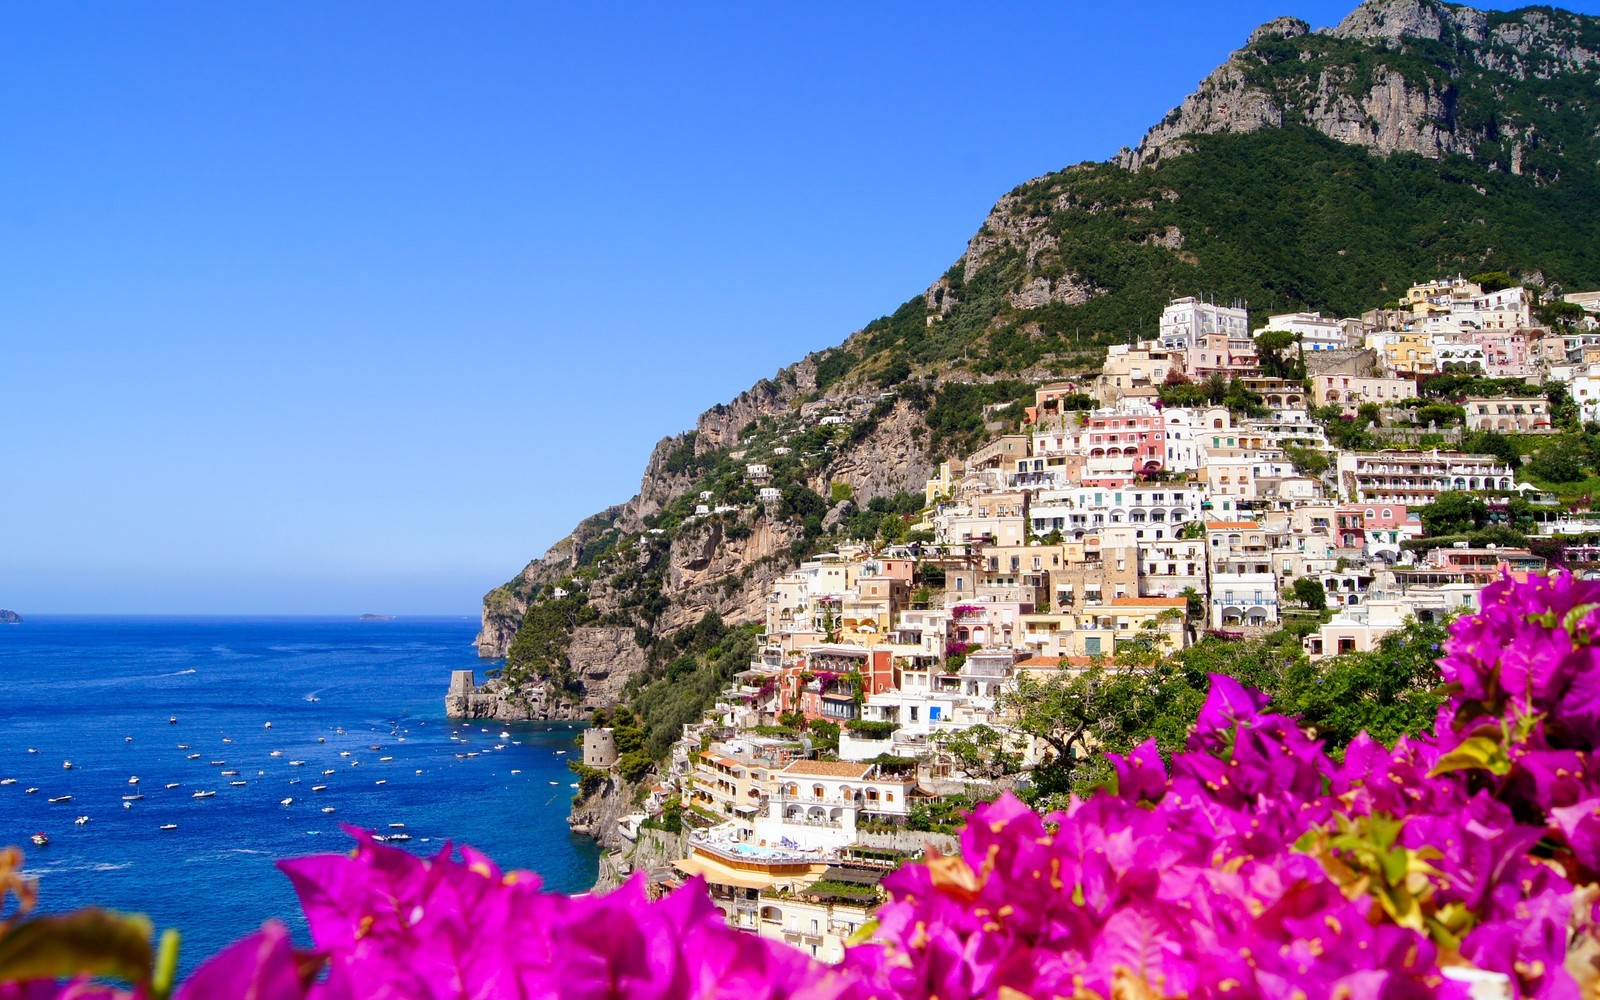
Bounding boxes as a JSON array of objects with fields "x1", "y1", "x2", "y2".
[
  {"x1": 0, "y1": 610, "x2": 20, "y2": 624},
  {"x1": 1118, "y1": 0, "x2": 1600, "y2": 172}
]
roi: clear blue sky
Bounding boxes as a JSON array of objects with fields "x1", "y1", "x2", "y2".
[{"x1": 4, "y1": 2, "x2": 1594, "y2": 614}]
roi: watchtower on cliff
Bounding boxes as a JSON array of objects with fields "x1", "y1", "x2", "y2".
[{"x1": 583, "y1": 727, "x2": 617, "y2": 768}]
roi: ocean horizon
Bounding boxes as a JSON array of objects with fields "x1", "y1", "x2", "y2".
[{"x1": 0, "y1": 615, "x2": 599, "y2": 975}]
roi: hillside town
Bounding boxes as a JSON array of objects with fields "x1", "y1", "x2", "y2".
[{"x1": 572, "y1": 276, "x2": 1600, "y2": 960}]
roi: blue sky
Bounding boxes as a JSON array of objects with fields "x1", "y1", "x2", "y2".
[{"x1": 5, "y1": 2, "x2": 1596, "y2": 614}]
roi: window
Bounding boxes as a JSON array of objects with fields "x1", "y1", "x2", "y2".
[
  {"x1": 1085, "y1": 637, "x2": 1102, "y2": 655},
  {"x1": 909, "y1": 706, "x2": 918, "y2": 722}
]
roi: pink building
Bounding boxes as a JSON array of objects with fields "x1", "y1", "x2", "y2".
[
  {"x1": 1335, "y1": 504, "x2": 1423, "y2": 558},
  {"x1": 1466, "y1": 328, "x2": 1538, "y2": 378},
  {"x1": 1077, "y1": 409, "x2": 1167, "y2": 477}
]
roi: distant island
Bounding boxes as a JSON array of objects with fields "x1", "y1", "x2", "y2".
[
  {"x1": 358, "y1": 614, "x2": 395, "y2": 621},
  {"x1": 0, "y1": 610, "x2": 21, "y2": 624}
]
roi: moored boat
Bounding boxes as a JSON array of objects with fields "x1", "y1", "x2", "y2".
[{"x1": 31, "y1": 833, "x2": 48, "y2": 846}]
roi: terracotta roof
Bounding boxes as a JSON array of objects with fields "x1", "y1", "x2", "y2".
[
  {"x1": 781, "y1": 759, "x2": 872, "y2": 779},
  {"x1": 1205, "y1": 521, "x2": 1262, "y2": 530},
  {"x1": 1015, "y1": 655, "x2": 1063, "y2": 668},
  {"x1": 1108, "y1": 597, "x2": 1187, "y2": 608}
]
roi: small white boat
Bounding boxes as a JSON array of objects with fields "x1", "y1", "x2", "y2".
[
  {"x1": 128, "y1": 776, "x2": 139, "y2": 785},
  {"x1": 569, "y1": 783, "x2": 578, "y2": 789},
  {"x1": 177, "y1": 744, "x2": 189, "y2": 749},
  {"x1": 187, "y1": 753, "x2": 201, "y2": 760},
  {"x1": 494, "y1": 745, "x2": 506, "y2": 750},
  {"x1": 280, "y1": 798, "x2": 293, "y2": 806},
  {"x1": 289, "y1": 760, "x2": 306, "y2": 766},
  {"x1": 264, "y1": 722, "x2": 272, "y2": 729},
  {"x1": 160, "y1": 824, "x2": 177, "y2": 831},
  {"x1": 75, "y1": 815, "x2": 89, "y2": 825},
  {"x1": 125, "y1": 737, "x2": 134, "y2": 743},
  {"x1": 25, "y1": 787, "x2": 38, "y2": 794},
  {"x1": 165, "y1": 783, "x2": 179, "y2": 789},
  {"x1": 350, "y1": 761, "x2": 360, "y2": 767},
  {"x1": 48, "y1": 795, "x2": 72, "y2": 803},
  {"x1": 415, "y1": 769, "x2": 423, "y2": 774},
  {"x1": 122, "y1": 801, "x2": 131, "y2": 809},
  {"x1": 316, "y1": 737, "x2": 326, "y2": 743},
  {"x1": 222, "y1": 738, "x2": 233, "y2": 744},
  {"x1": 229, "y1": 781, "x2": 247, "y2": 787},
  {"x1": 193, "y1": 790, "x2": 216, "y2": 798},
  {"x1": 312, "y1": 785, "x2": 327, "y2": 792},
  {"x1": 339, "y1": 751, "x2": 351, "y2": 758},
  {"x1": 31, "y1": 833, "x2": 48, "y2": 846},
  {"x1": 465, "y1": 752, "x2": 479, "y2": 758},
  {"x1": 555, "y1": 750, "x2": 567, "y2": 755},
  {"x1": 209, "y1": 760, "x2": 225, "y2": 766},
  {"x1": 270, "y1": 750, "x2": 283, "y2": 758},
  {"x1": 498, "y1": 731, "x2": 510, "y2": 738},
  {"x1": 379, "y1": 756, "x2": 393, "y2": 762},
  {"x1": 549, "y1": 781, "x2": 559, "y2": 786},
  {"x1": 322, "y1": 769, "x2": 335, "y2": 776},
  {"x1": 0, "y1": 778, "x2": 15, "y2": 785},
  {"x1": 321, "y1": 807, "x2": 335, "y2": 814},
  {"x1": 122, "y1": 794, "x2": 144, "y2": 801},
  {"x1": 62, "y1": 761, "x2": 73, "y2": 770},
  {"x1": 374, "y1": 779, "x2": 386, "y2": 785},
  {"x1": 27, "y1": 748, "x2": 38, "y2": 754},
  {"x1": 388, "y1": 822, "x2": 405, "y2": 829},
  {"x1": 221, "y1": 770, "x2": 238, "y2": 777},
  {"x1": 386, "y1": 833, "x2": 411, "y2": 842},
  {"x1": 511, "y1": 769, "x2": 521, "y2": 774},
  {"x1": 289, "y1": 778, "x2": 300, "y2": 784},
  {"x1": 169, "y1": 716, "x2": 177, "y2": 725}
]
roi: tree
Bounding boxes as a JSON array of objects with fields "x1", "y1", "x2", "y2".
[
  {"x1": 1283, "y1": 444, "x2": 1330, "y2": 477},
  {"x1": 1181, "y1": 586, "x2": 1205, "y2": 622},
  {"x1": 1291, "y1": 577, "x2": 1327, "y2": 611},
  {"x1": 1419, "y1": 491, "x2": 1487, "y2": 536},
  {"x1": 1460, "y1": 430, "x2": 1521, "y2": 467},
  {"x1": 1470, "y1": 271, "x2": 1513, "y2": 293},
  {"x1": 1414, "y1": 403, "x2": 1464, "y2": 427},
  {"x1": 1527, "y1": 435, "x2": 1590, "y2": 483},
  {"x1": 934, "y1": 724, "x2": 1025, "y2": 781},
  {"x1": 1254, "y1": 329, "x2": 1302, "y2": 380},
  {"x1": 1274, "y1": 616, "x2": 1450, "y2": 749}
]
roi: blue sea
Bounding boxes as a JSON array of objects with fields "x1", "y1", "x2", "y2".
[{"x1": 0, "y1": 616, "x2": 599, "y2": 975}]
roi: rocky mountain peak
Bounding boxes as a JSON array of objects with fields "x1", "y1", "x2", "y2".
[
  {"x1": 1329, "y1": 0, "x2": 1485, "y2": 44},
  {"x1": 1117, "y1": 0, "x2": 1599, "y2": 172}
]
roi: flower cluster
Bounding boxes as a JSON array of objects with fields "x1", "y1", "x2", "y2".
[
  {"x1": 5, "y1": 570, "x2": 1600, "y2": 998},
  {"x1": 834, "y1": 571, "x2": 1600, "y2": 998}
]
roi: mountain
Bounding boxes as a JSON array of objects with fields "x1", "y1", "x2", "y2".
[{"x1": 465, "y1": 0, "x2": 1600, "y2": 736}]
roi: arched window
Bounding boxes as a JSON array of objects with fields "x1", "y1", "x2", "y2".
[{"x1": 812, "y1": 784, "x2": 826, "y2": 799}]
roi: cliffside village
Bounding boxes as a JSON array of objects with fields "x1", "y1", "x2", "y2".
[{"x1": 575, "y1": 277, "x2": 1600, "y2": 961}]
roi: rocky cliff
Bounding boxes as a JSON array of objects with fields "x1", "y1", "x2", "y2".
[
  {"x1": 0, "y1": 610, "x2": 20, "y2": 624},
  {"x1": 468, "y1": 0, "x2": 1600, "y2": 729},
  {"x1": 1118, "y1": 0, "x2": 1600, "y2": 172}
]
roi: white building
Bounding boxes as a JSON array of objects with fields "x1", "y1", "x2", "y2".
[
  {"x1": 1159, "y1": 296, "x2": 1249, "y2": 351},
  {"x1": 1256, "y1": 311, "x2": 1346, "y2": 351}
]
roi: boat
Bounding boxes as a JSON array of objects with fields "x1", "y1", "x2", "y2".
[
  {"x1": 385, "y1": 833, "x2": 411, "y2": 842},
  {"x1": 48, "y1": 795, "x2": 72, "y2": 803},
  {"x1": 555, "y1": 750, "x2": 567, "y2": 755},
  {"x1": 27, "y1": 748, "x2": 37, "y2": 754},
  {"x1": 177, "y1": 744, "x2": 189, "y2": 749},
  {"x1": 165, "y1": 783, "x2": 179, "y2": 789},
  {"x1": 548, "y1": 781, "x2": 559, "y2": 786},
  {"x1": 74, "y1": 816, "x2": 89, "y2": 826},
  {"x1": 379, "y1": 756, "x2": 393, "y2": 762},
  {"x1": 192, "y1": 790, "x2": 216, "y2": 798},
  {"x1": 388, "y1": 823, "x2": 406, "y2": 829},
  {"x1": 0, "y1": 778, "x2": 15, "y2": 785},
  {"x1": 160, "y1": 824, "x2": 177, "y2": 831},
  {"x1": 339, "y1": 752, "x2": 351, "y2": 758},
  {"x1": 61, "y1": 761, "x2": 73, "y2": 770},
  {"x1": 280, "y1": 798, "x2": 293, "y2": 806},
  {"x1": 312, "y1": 785, "x2": 327, "y2": 792},
  {"x1": 322, "y1": 769, "x2": 335, "y2": 775},
  {"x1": 308, "y1": 696, "x2": 321, "y2": 703},
  {"x1": 125, "y1": 736, "x2": 133, "y2": 743},
  {"x1": 221, "y1": 770, "x2": 238, "y2": 776},
  {"x1": 229, "y1": 781, "x2": 247, "y2": 787},
  {"x1": 510, "y1": 769, "x2": 521, "y2": 775},
  {"x1": 31, "y1": 833, "x2": 48, "y2": 846},
  {"x1": 169, "y1": 716, "x2": 177, "y2": 725},
  {"x1": 289, "y1": 760, "x2": 306, "y2": 766},
  {"x1": 369, "y1": 745, "x2": 381, "y2": 751},
  {"x1": 24, "y1": 788, "x2": 38, "y2": 794},
  {"x1": 494, "y1": 745, "x2": 506, "y2": 750},
  {"x1": 270, "y1": 750, "x2": 283, "y2": 758},
  {"x1": 321, "y1": 807, "x2": 335, "y2": 814},
  {"x1": 316, "y1": 737, "x2": 325, "y2": 743},
  {"x1": 209, "y1": 760, "x2": 225, "y2": 766},
  {"x1": 187, "y1": 754, "x2": 200, "y2": 760},
  {"x1": 128, "y1": 776, "x2": 139, "y2": 784},
  {"x1": 122, "y1": 794, "x2": 144, "y2": 801},
  {"x1": 122, "y1": 801, "x2": 131, "y2": 809},
  {"x1": 264, "y1": 722, "x2": 272, "y2": 729},
  {"x1": 374, "y1": 779, "x2": 386, "y2": 785},
  {"x1": 499, "y1": 731, "x2": 510, "y2": 738},
  {"x1": 222, "y1": 738, "x2": 233, "y2": 744}
]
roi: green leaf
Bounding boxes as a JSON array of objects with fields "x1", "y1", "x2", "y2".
[
  {"x1": 0, "y1": 909, "x2": 154, "y2": 985},
  {"x1": 1428, "y1": 735, "x2": 1512, "y2": 777}
]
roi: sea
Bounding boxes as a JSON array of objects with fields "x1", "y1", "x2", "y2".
[{"x1": 0, "y1": 616, "x2": 599, "y2": 976}]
